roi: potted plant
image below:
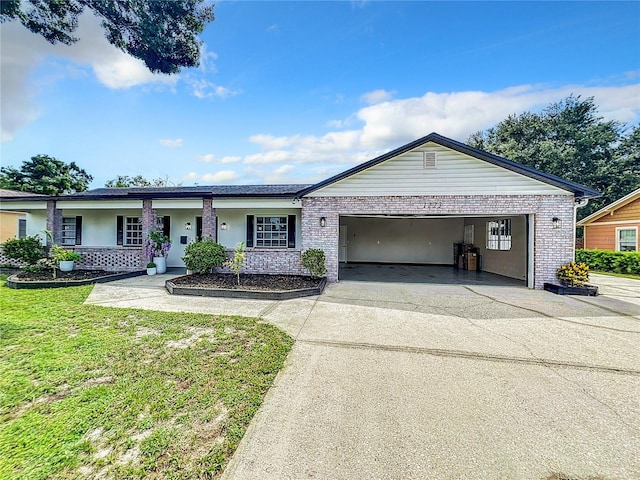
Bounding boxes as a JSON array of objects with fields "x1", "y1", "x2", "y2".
[
  {"x1": 50, "y1": 245, "x2": 82, "y2": 272},
  {"x1": 544, "y1": 261, "x2": 598, "y2": 296},
  {"x1": 144, "y1": 230, "x2": 171, "y2": 274},
  {"x1": 146, "y1": 261, "x2": 157, "y2": 276}
]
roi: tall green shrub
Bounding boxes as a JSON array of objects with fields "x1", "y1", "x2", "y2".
[
  {"x1": 1, "y1": 236, "x2": 46, "y2": 264},
  {"x1": 301, "y1": 249, "x2": 327, "y2": 279},
  {"x1": 182, "y1": 238, "x2": 226, "y2": 274},
  {"x1": 576, "y1": 249, "x2": 640, "y2": 275}
]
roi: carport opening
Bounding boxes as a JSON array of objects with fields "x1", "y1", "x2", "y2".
[{"x1": 338, "y1": 214, "x2": 530, "y2": 287}]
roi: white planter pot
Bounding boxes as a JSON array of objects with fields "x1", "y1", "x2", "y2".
[
  {"x1": 147, "y1": 267, "x2": 157, "y2": 275},
  {"x1": 153, "y1": 256, "x2": 167, "y2": 274},
  {"x1": 59, "y1": 260, "x2": 74, "y2": 272}
]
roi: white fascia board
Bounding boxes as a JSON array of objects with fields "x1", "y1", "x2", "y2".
[
  {"x1": 0, "y1": 201, "x2": 47, "y2": 211},
  {"x1": 152, "y1": 199, "x2": 203, "y2": 209},
  {"x1": 213, "y1": 199, "x2": 302, "y2": 209},
  {"x1": 57, "y1": 200, "x2": 143, "y2": 209}
]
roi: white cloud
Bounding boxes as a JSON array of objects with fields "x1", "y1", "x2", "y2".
[
  {"x1": 182, "y1": 170, "x2": 240, "y2": 184},
  {"x1": 241, "y1": 83, "x2": 640, "y2": 172},
  {"x1": 195, "y1": 154, "x2": 242, "y2": 164},
  {"x1": 0, "y1": 12, "x2": 176, "y2": 141},
  {"x1": 264, "y1": 164, "x2": 296, "y2": 183},
  {"x1": 360, "y1": 89, "x2": 395, "y2": 105},
  {"x1": 189, "y1": 79, "x2": 241, "y2": 99},
  {"x1": 159, "y1": 138, "x2": 184, "y2": 148}
]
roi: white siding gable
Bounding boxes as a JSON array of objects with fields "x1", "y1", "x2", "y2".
[{"x1": 308, "y1": 142, "x2": 570, "y2": 197}]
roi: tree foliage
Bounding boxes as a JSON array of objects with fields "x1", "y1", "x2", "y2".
[
  {"x1": 467, "y1": 96, "x2": 640, "y2": 220},
  {"x1": 0, "y1": 155, "x2": 93, "y2": 195},
  {"x1": 0, "y1": 0, "x2": 215, "y2": 74},
  {"x1": 105, "y1": 175, "x2": 176, "y2": 188}
]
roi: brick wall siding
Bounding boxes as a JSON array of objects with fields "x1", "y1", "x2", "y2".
[
  {"x1": 216, "y1": 248, "x2": 305, "y2": 276},
  {"x1": 302, "y1": 194, "x2": 575, "y2": 289},
  {"x1": 74, "y1": 246, "x2": 144, "y2": 272}
]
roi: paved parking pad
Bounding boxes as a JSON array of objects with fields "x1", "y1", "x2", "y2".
[{"x1": 85, "y1": 273, "x2": 640, "y2": 479}]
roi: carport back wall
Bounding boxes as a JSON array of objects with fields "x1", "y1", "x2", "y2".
[
  {"x1": 340, "y1": 216, "x2": 464, "y2": 264},
  {"x1": 464, "y1": 216, "x2": 527, "y2": 280},
  {"x1": 301, "y1": 195, "x2": 575, "y2": 289}
]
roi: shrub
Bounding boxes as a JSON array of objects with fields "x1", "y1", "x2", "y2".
[
  {"x1": 182, "y1": 238, "x2": 226, "y2": 274},
  {"x1": 147, "y1": 262, "x2": 156, "y2": 269},
  {"x1": 1, "y1": 236, "x2": 46, "y2": 264},
  {"x1": 556, "y1": 261, "x2": 590, "y2": 287},
  {"x1": 576, "y1": 249, "x2": 640, "y2": 275},
  {"x1": 225, "y1": 242, "x2": 246, "y2": 285},
  {"x1": 301, "y1": 248, "x2": 327, "y2": 279}
]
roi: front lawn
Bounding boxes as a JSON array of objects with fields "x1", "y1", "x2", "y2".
[{"x1": 0, "y1": 280, "x2": 293, "y2": 479}]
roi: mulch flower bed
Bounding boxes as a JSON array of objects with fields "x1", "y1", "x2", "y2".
[
  {"x1": 171, "y1": 273, "x2": 323, "y2": 291},
  {"x1": 14, "y1": 270, "x2": 125, "y2": 282}
]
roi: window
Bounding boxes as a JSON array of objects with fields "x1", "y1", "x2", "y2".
[
  {"x1": 256, "y1": 216, "x2": 288, "y2": 247},
  {"x1": 18, "y1": 218, "x2": 26, "y2": 239},
  {"x1": 61, "y1": 217, "x2": 77, "y2": 245},
  {"x1": 486, "y1": 219, "x2": 512, "y2": 250},
  {"x1": 617, "y1": 227, "x2": 637, "y2": 252},
  {"x1": 125, "y1": 217, "x2": 143, "y2": 245}
]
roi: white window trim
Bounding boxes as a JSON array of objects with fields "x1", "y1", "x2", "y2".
[
  {"x1": 255, "y1": 215, "x2": 289, "y2": 248},
  {"x1": 61, "y1": 217, "x2": 77, "y2": 246},
  {"x1": 125, "y1": 216, "x2": 143, "y2": 246},
  {"x1": 615, "y1": 226, "x2": 638, "y2": 252},
  {"x1": 486, "y1": 219, "x2": 512, "y2": 251}
]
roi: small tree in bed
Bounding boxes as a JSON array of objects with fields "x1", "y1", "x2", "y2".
[{"x1": 225, "y1": 242, "x2": 246, "y2": 285}]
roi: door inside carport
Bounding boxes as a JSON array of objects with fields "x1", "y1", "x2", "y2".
[{"x1": 338, "y1": 215, "x2": 531, "y2": 286}]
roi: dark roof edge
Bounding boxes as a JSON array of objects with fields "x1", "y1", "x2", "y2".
[
  {"x1": 1, "y1": 191, "x2": 307, "y2": 202},
  {"x1": 297, "y1": 132, "x2": 602, "y2": 199}
]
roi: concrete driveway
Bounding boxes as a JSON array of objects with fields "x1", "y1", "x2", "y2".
[{"x1": 86, "y1": 274, "x2": 640, "y2": 479}]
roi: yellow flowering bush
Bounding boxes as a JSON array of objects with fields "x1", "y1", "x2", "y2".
[{"x1": 556, "y1": 261, "x2": 589, "y2": 287}]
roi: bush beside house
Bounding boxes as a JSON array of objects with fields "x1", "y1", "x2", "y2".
[{"x1": 576, "y1": 249, "x2": 640, "y2": 275}]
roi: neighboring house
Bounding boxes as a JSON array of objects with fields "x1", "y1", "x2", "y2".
[
  {"x1": 577, "y1": 188, "x2": 640, "y2": 252},
  {"x1": 0, "y1": 189, "x2": 39, "y2": 242},
  {"x1": 0, "y1": 133, "x2": 600, "y2": 289}
]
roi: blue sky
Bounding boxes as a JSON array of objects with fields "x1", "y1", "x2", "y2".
[{"x1": 1, "y1": 1, "x2": 639, "y2": 188}]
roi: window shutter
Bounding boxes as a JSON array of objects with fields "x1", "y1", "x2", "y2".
[
  {"x1": 288, "y1": 215, "x2": 296, "y2": 248},
  {"x1": 162, "y1": 216, "x2": 170, "y2": 238},
  {"x1": 246, "y1": 215, "x2": 254, "y2": 247},
  {"x1": 75, "y1": 216, "x2": 82, "y2": 245},
  {"x1": 196, "y1": 216, "x2": 202, "y2": 241},
  {"x1": 116, "y1": 216, "x2": 124, "y2": 245}
]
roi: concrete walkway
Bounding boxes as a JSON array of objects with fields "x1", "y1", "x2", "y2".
[{"x1": 85, "y1": 273, "x2": 640, "y2": 479}]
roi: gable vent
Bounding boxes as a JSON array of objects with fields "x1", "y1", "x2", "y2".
[{"x1": 423, "y1": 151, "x2": 436, "y2": 169}]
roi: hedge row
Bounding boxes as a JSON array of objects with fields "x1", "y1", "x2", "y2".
[{"x1": 575, "y1": 249, "x2": 640, "y2": 275}]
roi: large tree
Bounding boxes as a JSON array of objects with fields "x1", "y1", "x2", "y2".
[
  {"x1": 467, "y1": 96, "x2": 640, "y2": 220},
  {"x1": 0, "y1": 0, "x2": 215, "y2": 74},
  {"x1": 0, "y1": 155, "x2": 93, "y2": 195},
  {"x1": 105, "y1": 175, "x2": 177, "y2": 187}
]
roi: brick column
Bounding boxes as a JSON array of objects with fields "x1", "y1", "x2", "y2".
[
  {"x1": 141, "y1": 199, "x2": 155, "y2": 264},
  {"x1": 202, "y1": 198, "x2": 217, "y2": 241},
  {"x1": 46, "y1": 200, "x2": 62, "y2": 246}
]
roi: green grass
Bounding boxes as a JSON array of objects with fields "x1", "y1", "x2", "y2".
[
  {"x1": 0, "y1": 280, "x2": 293, "y2": 479},
  {"x1": 590, "y1": 270, "x2": 640, "y2": 281}
]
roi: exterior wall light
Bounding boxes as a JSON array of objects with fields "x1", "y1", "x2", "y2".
[
  {"x1": 220, "y1": 222, "x2": 228, "y2": 230},
  {"x1": 320, "y1": 217, "x2": 327, "y2": 227},
  {"x1": 184, "y1": 222, "x2": 192, "y2": 230},
  {"x1": 552, "y1": 217, "x2": 562, "y2": 229}
]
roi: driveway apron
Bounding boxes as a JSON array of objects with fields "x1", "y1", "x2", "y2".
[{"x1": 222, "y1": 279, "x2": 640, "y2": 480}]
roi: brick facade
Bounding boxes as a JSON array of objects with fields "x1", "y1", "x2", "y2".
[
  {"x1": 74, "y1": 246, "x2": 144, "y2": 272},
  {"x1": 202, "y1": 198, "x2": 217, "y2": 240},
  {"x1": 302, "y1": 194, "x2": 575, "y2": 289},
  {"x1": 46, "y1": 200, "x2": 62, "y2": 245},
  {"x1": 232, "y1": 249, "x2": 304, "y2": 276}
]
